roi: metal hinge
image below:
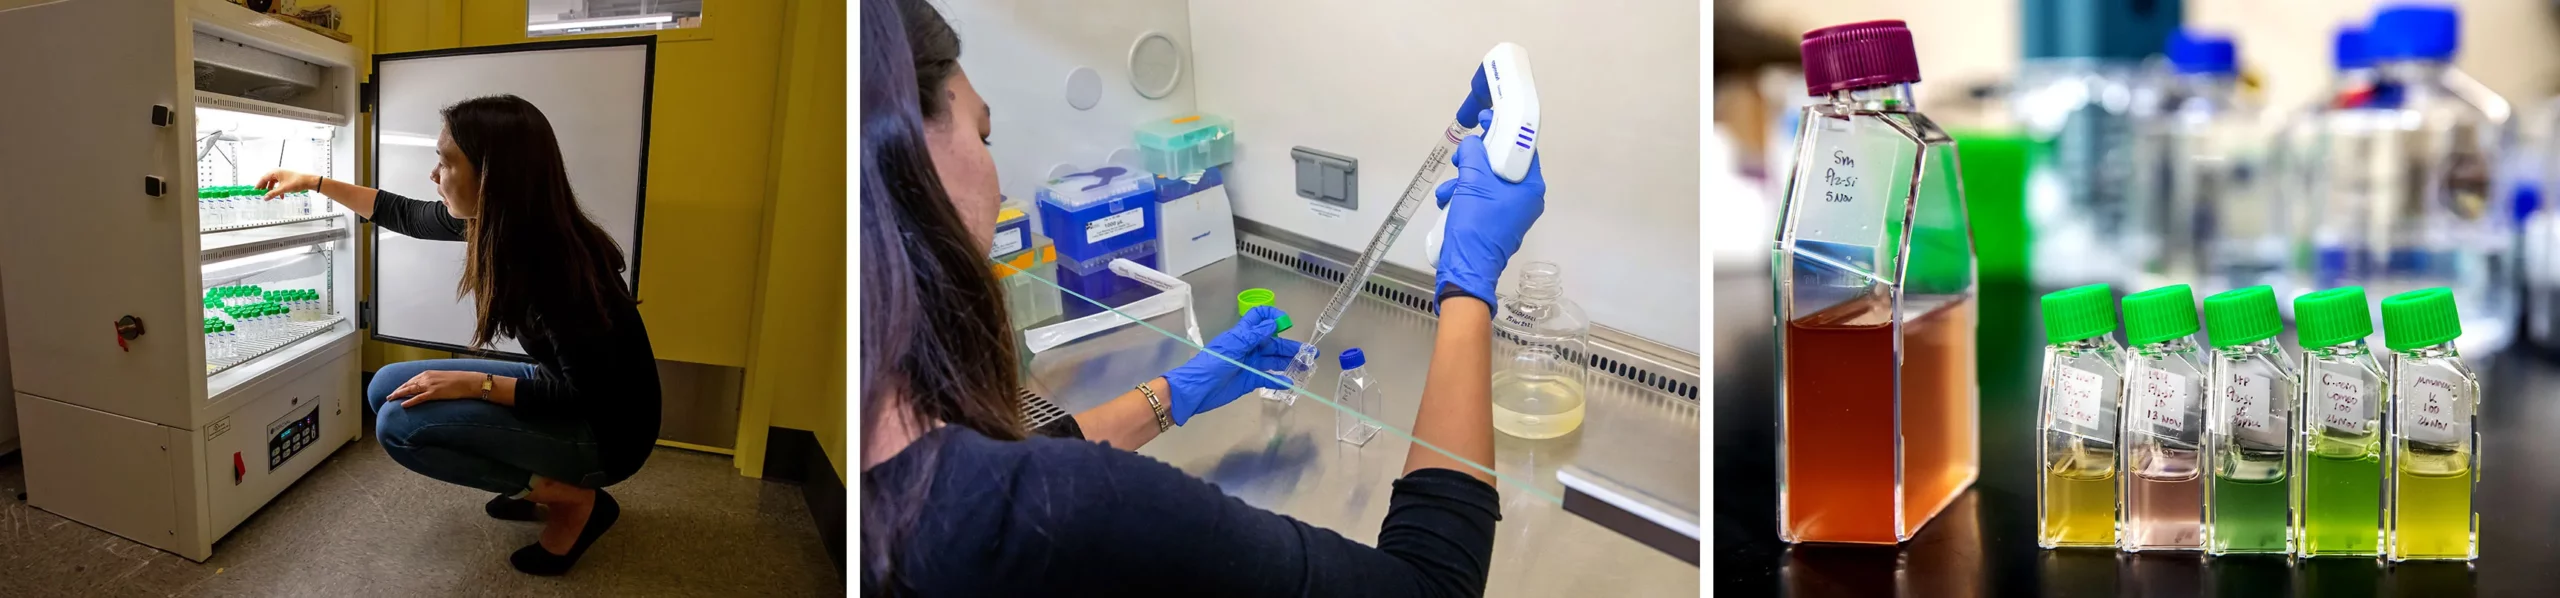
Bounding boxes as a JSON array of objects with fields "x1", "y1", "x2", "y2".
[{"x1": 359, "y1": 300, "x2": 372, "y2": 328}]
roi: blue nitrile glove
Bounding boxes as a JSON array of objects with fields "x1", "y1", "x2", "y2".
[
  {"x1": 1432, "y1": 108, "x2": 1547, "y2": 314},
  {"x1": 1163, "y1": 306, "x2": 1312, "y2": 425}
]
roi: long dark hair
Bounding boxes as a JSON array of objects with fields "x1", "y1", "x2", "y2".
[
  {"x1": 440, "y1": 95, "x2": 632, "y2": 347},
  {"x1": 860, "y1": 0, "x2": 1023, "y2": 590}
]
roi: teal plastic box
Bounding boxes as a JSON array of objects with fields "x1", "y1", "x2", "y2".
[{"x1": 1134, "y1": 114, "x2": 1235, "y2": 178}]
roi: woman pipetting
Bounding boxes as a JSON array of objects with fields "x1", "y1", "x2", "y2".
[{"x1": 861, "y1": 0, "x2": 1549, "y2": 595}]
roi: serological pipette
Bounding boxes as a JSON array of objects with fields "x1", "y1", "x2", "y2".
[{"x1": 1264, "y1": 42, "x2": 1543, "y2": 403}]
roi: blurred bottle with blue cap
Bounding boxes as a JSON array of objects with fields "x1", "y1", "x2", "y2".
[
  {"x1": 2128, "y1": 29, "x2": 2279, "y2": 302},
  {"x1": 2320, "y1": 3, "x2": 2517, "y2": 355},
  {"x1": 2275, "y1": 26, "x2": 2380, "y2": 308},
  {"x1": 2011, "y1": 0, "x2": 2183, "y2": 291}
]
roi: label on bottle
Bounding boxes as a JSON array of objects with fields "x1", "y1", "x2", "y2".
[
  {"x1": 2223, "y1": 372, "x2": 2282, "y2": 445},
  {"x1": 2399, "y1": 373, "x2": 2469, "y2": 445},
  {"x1": 993, "y1": 227, "x2": 1025, "y2": 256},
  {"x1": 1085, "y1": 209, "x2": 1145, "y2": 244},
  {"x1": 2134, "y1": 364, "x2": 2189, "y2": 432},
  {"x1": 1794, "y1": 119, "x2": 1899, "y2": 250},
  {"x1": 2052, "y1": 366, "x2": 2106, "y2": 431},
  {"x1": 2315, "y1": 370, "x2": 2367, "y2": 434}
]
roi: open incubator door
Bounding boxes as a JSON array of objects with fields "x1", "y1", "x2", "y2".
[{"x1": 368, "y1": 38, "x2": 654, "y2": 359}]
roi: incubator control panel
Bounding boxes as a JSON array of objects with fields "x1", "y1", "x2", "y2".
[{"x1": 267, "y1": 403, "x2": 320, "y2": 471}]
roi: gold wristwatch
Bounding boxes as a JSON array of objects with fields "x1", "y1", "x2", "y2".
[{"x1": 480, "y1": 373, "x2": 494, "y2": 400}]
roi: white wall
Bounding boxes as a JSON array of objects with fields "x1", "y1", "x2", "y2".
[
  {"x1": 935, "y1": 0, "x2": 1200, "y2": 209},
  {"x1": 1190, "y1": 0, "x2": 1702, "y2": 350}
]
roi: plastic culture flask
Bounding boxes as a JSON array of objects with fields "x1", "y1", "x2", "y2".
[
  {"x1": 1772, "y1": 20, "x2": 1980, "y2": 544},
  {"x1": 2201, "y1": 285, "x2": 2298, "y2": 555},
  {"x1": 2036, "y1": 284, "x2": 2126, "y2": 549},
  {"x1": 2117, "y1": 284, "x2": 2210, "y2": 552},
  {"x1": 1334, "y1": 348, "x2": 1382, "y2": 446},
  {"x1": 2293, "y1": 287, "x2": 2388, "y2": 557},
  {"x1": 2380, "y1": 288, "x2": 2480, "y2": 561}
]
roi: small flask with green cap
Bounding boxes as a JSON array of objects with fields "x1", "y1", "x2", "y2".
[
  {"x1": 2035, "y1": 283, "x2": 2127, "y2": 549},
  {"x1": 2292, "y1": 286, "x2": 2387, "y2": 558},
  {"x1": 2200, "y1": 285, "x2": 2299, "y2": 555},
  {"x1": 2117, "y1": 284, "x2": 2210, "y2": 552},
  {"x1": 2379, "y1": 287, "x2": 2479, "y2": 562}
]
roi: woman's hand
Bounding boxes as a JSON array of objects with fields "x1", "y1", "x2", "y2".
[
  {"x1": 1431, "y1": 108, "x2": 1548, "y2": 314},
  {"x1": 256, "y1": 169, "x2": 323, "y2": 200},
  {"x1": 1162, "y1": 306, "x2": 1311, "y2": 425},
  {"x1": 387, "y1": 370, "x2": 491, "y2": 408}
]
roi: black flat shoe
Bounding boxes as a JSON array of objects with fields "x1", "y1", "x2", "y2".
[
  {"x1": 509, "y1": 489, "x2": 620, "y2": 576},
  {"x1": 486, "y1": 495, "x2": 540, "y2": 522}
]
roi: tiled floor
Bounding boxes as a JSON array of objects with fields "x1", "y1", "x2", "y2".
[{"x1": 0, "y1": 431, "x2": 842, "y2": 597}]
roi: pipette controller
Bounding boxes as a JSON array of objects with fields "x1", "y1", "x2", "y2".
[
  {"x1": 1265, "y1": 43, "x2": 1542, "y2": 403},
  {"x1": 1426, "y1": 43, "x2": 1543, "y2": 267}
]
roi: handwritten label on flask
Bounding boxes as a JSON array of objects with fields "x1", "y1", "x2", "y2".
[
  {"x1": 1793, "y1": 116, "x2": 1898, "y2": 249},
  {"x1": 2224, "y1": 372, "x2": 2282, "y2": 445},
  {"x1": 2136, "y1": 364, "x2": 2190, "y2": 432},
  {"x1": 2399, "y1": 373, "x2": 2469, "y2": 445},
  {"x1": 2317, "y1": 370, "x2": 2368, "y2": 434},
  {"x1": 2053, "y1": 366, "x2": 2106, "y2": 431}
]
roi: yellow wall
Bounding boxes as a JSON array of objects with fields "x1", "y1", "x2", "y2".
[
  {"x1": 366, "y1": 0, "x2": 783, "y2": 368},
  {"x1": 745, "y1": 0, "x2": 848, "y2": 480},
  {"x1": 364, "y1": 1, "x2": 844, "y2": 478}
]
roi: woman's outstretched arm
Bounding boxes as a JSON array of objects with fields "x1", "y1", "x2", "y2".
[
  {"x1": 257, "y1": 169, "x2": 377, "y2": 218},
  {"x1": 1403, "y1": 297, "x2": 1495, "y2": 482}
]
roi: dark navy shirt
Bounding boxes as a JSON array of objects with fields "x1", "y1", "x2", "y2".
[{"x1": 860, "y1": 425, "x2": 1502, "y2": 596}]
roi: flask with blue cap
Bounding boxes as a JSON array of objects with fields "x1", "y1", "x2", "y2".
[
  {"x1": 1334, "y1": 348, "x2": 1382, "y2": 446},
  {"x1": 2137, "y1": 29, "x2": 2278, "y2": 301},
  {"x1": 2345, "y1": 3, "x2": 2518, "y2": 355}
]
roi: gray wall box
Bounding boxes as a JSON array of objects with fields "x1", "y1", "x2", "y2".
[{"x1": 1291, "y1": 146, "x2": 1357, "y2": 210}]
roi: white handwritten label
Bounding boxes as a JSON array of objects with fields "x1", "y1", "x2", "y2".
[
  {"x1": 1084, "y1": 209, "x2": 1145, "y2": 244},
  {"x1": 2136, "y1": 364, "x2": 2190, "y2": 432},
  {"x1": 2053, "y1": 366, "x2": 2106, "y2": 431},
  {"x1": 1794, "y1": 120, "x2": 1897, "y2": 248},
  {"x1": 2400, "y1": 373, "x2": 2469, "y2": 445},
  {"x1": 992, "y1": 227, "x2": 1025, "y2": 256},
  {"x1": 2223, "y1": 372, "x2": 2282, "y2": 444},
  {"x1": 2317, "y1": 370, "x2": 2368, "y2": 434}
]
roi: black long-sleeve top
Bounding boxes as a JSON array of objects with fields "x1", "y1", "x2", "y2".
[
  {"x1": 860, "y1": 424, "x2": 1503, "y2": 596},
  {"x1": 369, "y1": 190, "x2": 662, "y2": 482}
]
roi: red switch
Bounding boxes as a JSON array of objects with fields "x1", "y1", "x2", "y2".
[{"x1": 233, "y1": 452, "x2": 244, "y2": 485}]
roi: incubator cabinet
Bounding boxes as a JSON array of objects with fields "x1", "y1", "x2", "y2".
[{"x1": 0, "y1": 0, "x2": 364, "y2": 561}]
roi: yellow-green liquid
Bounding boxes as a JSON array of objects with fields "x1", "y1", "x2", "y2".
[
  {"x1": 2041, "y1": 446, "x2": 2117, "y2": 547},
  {"x1": 1491, "y1": 371, "x2": 1585, "y2": 440},
  {"x1": 2390, "y1": 449, "x2": 2476, "y2": 560},
  {"x1": 2300, "y1": 437, "x2": 2382, "y2": 556}
]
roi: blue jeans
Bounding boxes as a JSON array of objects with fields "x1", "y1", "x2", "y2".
[{"x1": 366, "y1": 359, "x2": 615, "y2": 494}]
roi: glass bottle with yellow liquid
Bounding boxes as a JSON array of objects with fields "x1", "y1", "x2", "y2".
[
  {"x1": 2381, "y1": 287, "x2": 2479, "y2": 561},
  {"x1": 2037, "y1": 284, "x2": 2125, "y2": 549},
  {"x1": 1491, "y1": 262, "x2": 1588, "y2": 440}
]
